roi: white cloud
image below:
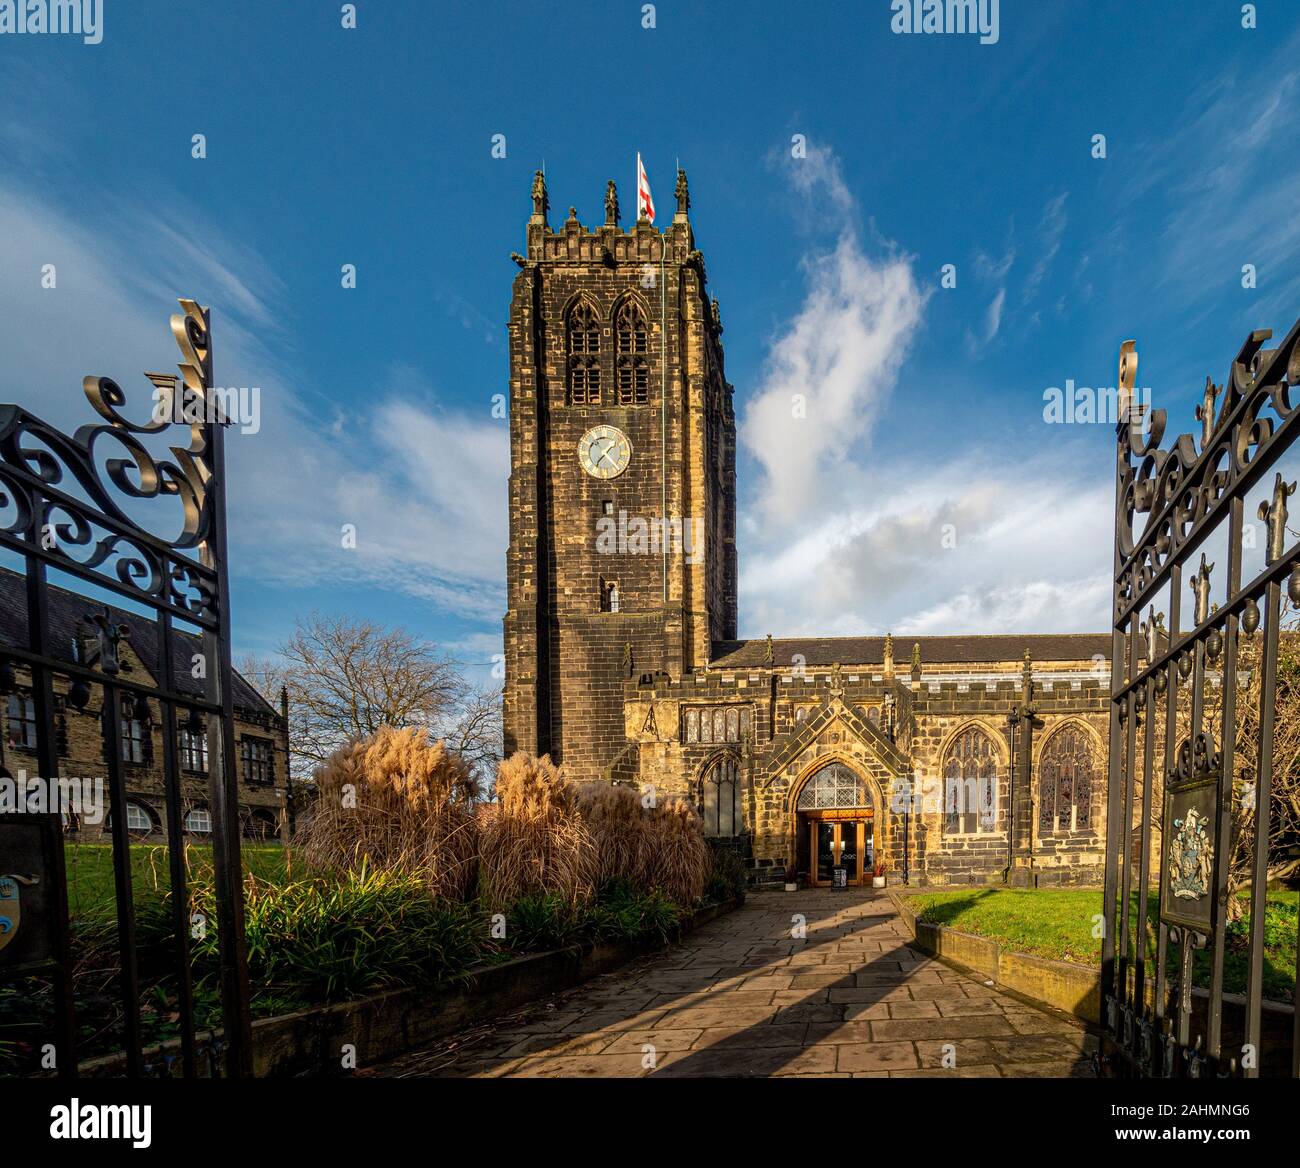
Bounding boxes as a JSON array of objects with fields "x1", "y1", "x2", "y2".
[
  {"x1": 0, "y1": 171, "x2": 508, "y2": 624},
  {"x1": 983, "y1": 286, "x2": 1007, "y2": 342},
  {"x1": 741, "y1": 152, "x2": 926, "y2": 526},
  {"x1": 739, "y1": 453, "x2": 1112, "y2": 637},
  {"x1": 1023, "y1": 191, "x2": 1068, "y2": 305},
  {"x1": 737, "y1": 149, "x2": 1110, "y2": 637}
]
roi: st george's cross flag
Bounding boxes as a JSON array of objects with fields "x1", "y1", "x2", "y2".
[{"x1": 636, "y1": 152, "x2": 655, "y2": 223}]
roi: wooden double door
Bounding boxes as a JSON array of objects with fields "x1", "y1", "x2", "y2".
[{"x1": 808, "y1": 815, "x2": 874, "y2": 886}]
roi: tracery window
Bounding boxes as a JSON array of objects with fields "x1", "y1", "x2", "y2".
[
  {"x1": 796, "y1": 762, "x2": 870, "y2": 810},
  {"x1": 701, "y1": 755, "x2": 740, "y2": 837},
  {"x1": 943, "y1": 727, "x2": 998, "y2": 834},
  {"x1": 567, "y1": 302, "x2": 601, "y2": 404},
  {"x1": 615, "y1": 300, "x2": 649, "y2": 404},
  {"x1": 1039, "y1": 725, "x2": 1094, "y2": 833}
]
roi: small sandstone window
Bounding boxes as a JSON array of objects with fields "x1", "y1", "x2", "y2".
[
  {"x1": 683, "y1": 704, "x2": 751, "y2": 744},
  {"x1": 5, "y1": 693, "x2": 37, "y2": 749},
  {"x1": 600, "y1": 579, "x2": 620, "y2": 612}
]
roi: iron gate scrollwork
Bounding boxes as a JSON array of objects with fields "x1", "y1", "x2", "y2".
[
  {"x1": 1101, "y1": 319, "x2": 1300, "y2": 1078},
  {"x1": 0, "y1": 299, "x2": 252, "y2": 1077}
]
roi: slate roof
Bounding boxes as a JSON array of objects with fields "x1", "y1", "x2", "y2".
[
  {"x1": 709, "y1": 633, "x2": 1111, "y2": 670},
  {"x1": 0, "y1": 567, "x2": 277, "y2": 718}
]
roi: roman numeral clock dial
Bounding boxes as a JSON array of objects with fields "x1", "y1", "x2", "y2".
[{"x1": 577, "y1": 424, "x2": 631, "y2": 480}]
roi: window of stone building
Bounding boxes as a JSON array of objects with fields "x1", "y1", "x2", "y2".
[
  {"x1": 615, "y1": 300, "x2": 650, "y2": 405},
  {"x1": 1039, "y1": 725, "x2": 1094, "y2": 833},
  {"x1": 599, "y1": 578, "x2": 620, "y2": 613},
  {"x1": 5, "y1": 693, "x2": 37, "y2": 749},
  {"x1": 179, "y1": 724, "x2": 209, "y2": 773},
  {"x1": 796, "y1": 762, "x2": 870, "y2": 810},
  {"x1": 184, "y1": 806, "x2": 212, "y2": 835},
  {"x1": 121, "y1": 716, "x2": 148, "y2": 765},
  {"x1": 567, "y1": 302, "x2": 601, "y2": 404},
  {"x1": 701, "y1": 755, "x2": 740, "y2": 837},
  {"x1": 240, "y1": 736, "x2": 275, "y2": 785},
  {"x1": 942, "y1": 726, "x2": 999, "y2": 834},
  {"x1": 683, "y1": 704, "x2": 751, "y2": 745},
  {"x1": 107, "y1": 799, "x2": 155, "y2": 835},
  {"x1": 245, "y1": 810, "x2": 278, "y2": 841}
]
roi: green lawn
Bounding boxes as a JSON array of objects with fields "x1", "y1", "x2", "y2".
[
  {"x1": 64, "y1": 842, "x2": 291, "y2": 921},
  {"x1": 905, "y1": 886, "x2": 1297, "y2": 1001}
]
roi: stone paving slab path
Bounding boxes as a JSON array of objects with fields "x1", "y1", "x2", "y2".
[{"x1": 360, "y1": 889, "x2": 1099, "y2": 1079}]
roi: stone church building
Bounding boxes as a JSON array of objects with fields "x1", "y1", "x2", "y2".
[{"x1": 503, "y1": 170, "x2": 1110, "y2": 888}]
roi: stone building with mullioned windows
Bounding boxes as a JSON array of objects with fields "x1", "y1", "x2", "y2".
[
  {"x1": 0, "y1": 568, "x2": 291, "y2": 844},
  {"x1": 503, "y1": 170, "x2": 1110, "y2": 887}
]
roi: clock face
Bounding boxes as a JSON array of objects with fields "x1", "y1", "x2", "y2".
[{"x1": 577, "y1": 424, "x2": 632, "y2": 480}]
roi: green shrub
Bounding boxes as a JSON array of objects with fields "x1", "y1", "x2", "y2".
[
  {"x1": 191, "y1": 866, "x2": 481, "y2": 1000},
  {"x1": 587, "y1": 878, "x2": 684, "y2": 946},
  {"x1": 500, "y1": 892, "x2": 587, "y2": 951}
]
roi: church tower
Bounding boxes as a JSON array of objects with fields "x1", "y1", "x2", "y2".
[{"x1": 502, "y1": 168, "x2": 737, "y2": 782}]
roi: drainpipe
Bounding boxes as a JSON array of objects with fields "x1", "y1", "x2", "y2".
[
  {"x1": 280, "y1": 686, "x2": 293, "y2": 839},
  {"x1": 902, "y1": 772, "x2": 911, "y2": 886},
  {"x1": 1006, "y1": 710, "x2": 1017, "y2": 879}
]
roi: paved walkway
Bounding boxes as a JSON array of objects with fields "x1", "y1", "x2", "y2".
[{"x1": 361, "y1": 889, "x2": 1099, "y2": 1078}]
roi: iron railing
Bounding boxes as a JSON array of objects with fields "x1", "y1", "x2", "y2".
[
  {"x1": 1101, "y1": 320, "x2": 1300, "y2": 1078},
  {"x1": 0, "y1": 299, "x2": 251, "y2": 1077}
]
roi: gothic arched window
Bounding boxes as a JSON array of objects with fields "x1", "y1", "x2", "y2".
[
  {"x1": 943, "y1": 726, "x2": 998, "y2": 834},
  {"x1": 567, "y1": 302, "x2": 601, "y2": 404},
  {"x1": 1039, "y1": 725, "x2": 1094, "y2": 833},
  {"x1": 614, "y1": 300, "x2": 649, "y2": 405},
  {"x1": 796, "y1": 762, "x2": 870, "y2": 810},
  {"x1": 701, "y1": 755, "x2": 740, "y2": 837}
]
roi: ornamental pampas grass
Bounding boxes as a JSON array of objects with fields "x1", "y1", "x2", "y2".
[
  {"x1": 642, "y1": 796, "x2": 710, "y2": 905},
  {"x1": 576, "y1": 782, "x2": 651, "y2": 887},
  {"x1": 477, "y1": 752, "x2": 597, "y2": 908},
  {"x1": 298, "y1": 725, "x2": 479, "y2": 901}
]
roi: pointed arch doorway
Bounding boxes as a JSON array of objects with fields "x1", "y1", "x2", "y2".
[{"x1": 794, "y1": 761, "x2": 877, "y2": 887}]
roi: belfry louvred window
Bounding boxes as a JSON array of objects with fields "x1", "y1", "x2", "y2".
[
  {"x1": 567, "y1": 302, "x2": 601, "y2": 404},
  {"x1": 615, "y1": 300, "x2": 649, "y2": 404}
]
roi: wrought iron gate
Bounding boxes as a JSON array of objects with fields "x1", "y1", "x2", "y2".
[
  {"x1": 1101, "y1": 319, "x2": 1300, "y2": 1078},
  {"x1": 0, "y1": 299, "x2": 252, "y2": 1077}
]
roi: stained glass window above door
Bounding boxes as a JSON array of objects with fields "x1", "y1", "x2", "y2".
[{"x1": 796, "y1": 762, "x2": 870, "y2": 810}]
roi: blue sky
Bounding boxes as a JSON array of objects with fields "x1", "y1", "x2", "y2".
[{"x1": 2, "y1": 0, "x2": 1297, "y2": 684}]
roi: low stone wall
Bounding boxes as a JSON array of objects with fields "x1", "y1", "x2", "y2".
[
  {"x1": 76, "y1": 899, "x2": 737, "y2": 1078},
  {"x1": 892, "y1": 891, "x2": 1295, "y2": 1072},
  {"x1": 892, "y1": 892, "x2": 1101, "y2": 1023}
]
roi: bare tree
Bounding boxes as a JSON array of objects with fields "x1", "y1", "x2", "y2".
[
  {"x1": 436, "y1": 684, "x2": 504, "y2": 794},
  {"x1": 241, "y1": 613, "x2": 464, "y2": 768}
]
